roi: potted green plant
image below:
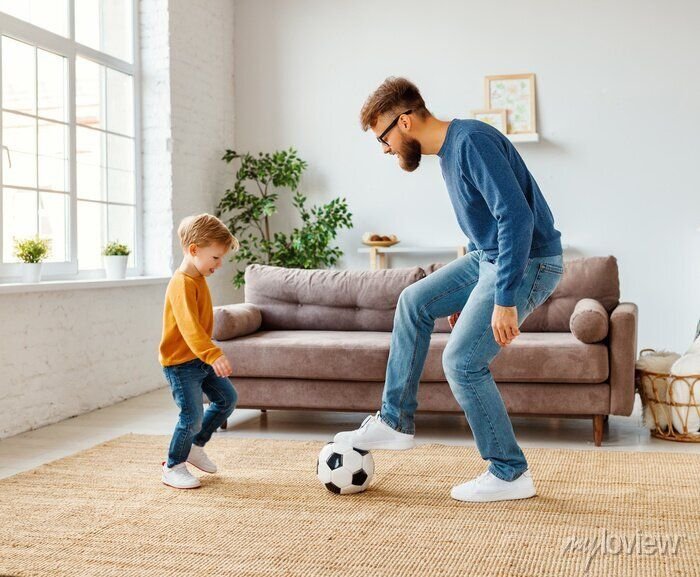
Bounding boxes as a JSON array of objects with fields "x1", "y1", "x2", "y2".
[
  {"x1": 216, "y1": 148, "x2": 353, "y2": 288},
  {"x1": 13, "y1": 236, "x2": 51, "y2": 283},
  {"x1": 102, "y1": 241, "x2": 131, "y2": 280}
]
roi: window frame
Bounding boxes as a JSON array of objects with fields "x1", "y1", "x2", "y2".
[{"x1": 0, "y1": 0, "x2": 142, "y2": 280}]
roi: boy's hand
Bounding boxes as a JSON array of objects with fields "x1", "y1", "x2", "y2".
[
  {"x1": 448, "y1": 312, "x2": 460, "y2": 329},
  {"x1": 212, "y1": 355, "x2": 233, "y2": 377}
]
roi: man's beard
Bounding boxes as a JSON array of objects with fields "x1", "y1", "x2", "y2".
[{"x1": 397, "y1": 135, "x2": 422, "y2": 172}]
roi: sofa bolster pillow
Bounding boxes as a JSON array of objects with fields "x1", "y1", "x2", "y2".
[
  {"x1": 213, "y1": 303, "x2": 262, "y2": 341},
  {"x1": 570, "y1": 298, "x2": 609, "y2": 343}
]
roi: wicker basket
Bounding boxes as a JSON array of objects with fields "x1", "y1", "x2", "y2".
[{"x1": 636, "y1": 348, "x2": 700, "y2": 442}]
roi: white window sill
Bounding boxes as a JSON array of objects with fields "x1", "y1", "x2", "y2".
[{"x1": 0, "y1": 276, "x2": 171, "y2": 295}]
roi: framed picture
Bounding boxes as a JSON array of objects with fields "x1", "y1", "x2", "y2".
[
  {"x1": 484, "y1": 73, "x2": 537, "y2": 134},
  {"x1": 470, "y1": 109, "x2": 507, "y2": 134}
]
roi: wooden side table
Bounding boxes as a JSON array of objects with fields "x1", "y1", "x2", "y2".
[{"x1": 358, "y1": 245, "x2": 467, "y2": 270}]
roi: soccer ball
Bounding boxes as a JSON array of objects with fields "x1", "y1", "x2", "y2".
[{"x1": 316, "y1": 442, "x2": 374, "y2": 494}]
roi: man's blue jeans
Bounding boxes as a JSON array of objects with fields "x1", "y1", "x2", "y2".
[
  {"x1": 163, "y1": 358, "x2": 238, "y2": 468},
  {"x1": 380, "y1": 249, "x2": 565, "y2": 481}
]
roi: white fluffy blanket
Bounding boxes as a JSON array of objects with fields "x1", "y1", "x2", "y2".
[{"x1": 636, "y1": 351, "x2": 679, "y2": 431}]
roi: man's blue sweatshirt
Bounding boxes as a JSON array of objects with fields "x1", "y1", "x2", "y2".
[{"x1": 437, "y1": 119, "x2": 563, "y2": 307}]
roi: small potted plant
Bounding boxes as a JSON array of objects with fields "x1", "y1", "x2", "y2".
[
  {"x1": 13, "y1": 236, "x2": 51, "y2": 283},
  {"x1": 102, "y1": 241, "x2": 131, "y2": 280}
]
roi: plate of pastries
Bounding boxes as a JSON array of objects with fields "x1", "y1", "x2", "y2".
[{"x1": 361, "y1": 232, "x2": 400, "y2": 247}]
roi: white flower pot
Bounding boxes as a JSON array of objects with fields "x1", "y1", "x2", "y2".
[
  {"x1": 21, "y1": 262, "x2": 42, "y2": 283},
  {"x1": 104, "y1": 255, "x2": 129, "y2": 280}
]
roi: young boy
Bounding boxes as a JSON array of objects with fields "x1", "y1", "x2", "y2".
[{"x1": 159, "y1": 213, "x2": 239, "y2": 489}]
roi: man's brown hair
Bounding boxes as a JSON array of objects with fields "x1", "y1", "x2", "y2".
[
  {"x1": 178, "y1": 213, "x2": 239, "y2": 251},
  {"x1": 359, "y1": 76, "x2": 431, "y2": 131}
]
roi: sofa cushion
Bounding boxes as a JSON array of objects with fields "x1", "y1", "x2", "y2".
[
  {"x1": 244, "y1": 264, "x2": 425, "y2": 331},
  {"x1": 217, "y1": 331, "x2": 609, "y2": 384},
  {"x1": 213, "y1": 303, "x2": 262, "y2": 341},
  {"x1": 570, "y1": 298, "x2": 609, "y2": 343}
]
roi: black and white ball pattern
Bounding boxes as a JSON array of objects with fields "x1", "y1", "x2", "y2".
[{"x1": 316, "y1": 442, "x2": 374, "y2": 494}]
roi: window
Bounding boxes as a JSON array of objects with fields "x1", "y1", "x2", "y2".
[
  {"x1": 0, "y1": 1, "x2": 69, "y2": 38},
  {"x1": 0, "y1": 1, "x2": 139, "y2": 279}
]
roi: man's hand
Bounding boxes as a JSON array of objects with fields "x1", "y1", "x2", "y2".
[
  {"x1": 492, "y1": 304, "x2": 520, "y2": 347},
  {"x1": 448, "y1": 312, "x2": 460, "y2": 329},
  {"x1": 212, "y1": 354, "x2": 233, "y2": 377}
]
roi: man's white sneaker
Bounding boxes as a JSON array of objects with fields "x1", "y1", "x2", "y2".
[
  {"x1": 161, "y1": 461, "x2": 201, "y2": 489},
  {"x1": 333, "y1": 411, "x2": 416, "y2": 450},
  {"x1": 451, "y1": 469, "x2": 536, "y2": 502},
  {"x1": 187, "y1": 444, "x2": 217, "y2": 474}
]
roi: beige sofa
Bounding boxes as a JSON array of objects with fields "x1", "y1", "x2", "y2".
[{"x1": 212, "y1": 256, "x2": 638, "y2": 446}]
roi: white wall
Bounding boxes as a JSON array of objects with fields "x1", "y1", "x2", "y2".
[
  {"x1": 144, "y1": 0, "x2": 239, "y2": 305},
  {"x1": 0, "y1": 0, "x2": 239, "y2": 439},
  {"x1": 0, "y1": 285, "x2": 164, "y2": 437},
  {"x1": 233, "y1": 0, "x2": 700, "y2": 354},
  {"x1": 168, "y1": 0, "x2": 239, "y2": 305}
]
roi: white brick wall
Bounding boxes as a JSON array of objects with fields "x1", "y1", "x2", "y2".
[
  {"x1": 0, "y1": 0, "x2": 240, "y2": 439},
  {"x1": 141, "y1": 0, "x2": 174, "y2": 277},
  {"x1": 142, "y1": 0, "x2": 240, "y2": 304},
  {"x1": 168, "y1": 0, "x2": 240, "y2": 305},
  {"x1": 0, "y1": 284, "x2": 166, "y2": 438}
]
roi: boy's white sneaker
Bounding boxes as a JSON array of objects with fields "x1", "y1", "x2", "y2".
[
  {"x1": 187, "y1": 444, "x2": 217, "y2": 474},
  {"x1": 451, "y1": 469, "x2": 536, "y2": 502},
  {"x1": 161, "y1": 461, "x2": 201, "y2": 489},
  {"x1": 333, "y1": 411, "x2": 416, "y2": 450}
]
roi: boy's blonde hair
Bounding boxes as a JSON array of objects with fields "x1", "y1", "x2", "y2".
[{"x1": 178, "y1": 213, "x2": 239, "y2": 251}]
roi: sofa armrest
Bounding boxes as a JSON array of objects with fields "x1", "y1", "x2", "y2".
[
  {"x1": 609, "y1": 302, "x2": 638, "y2": 415},
  {"x1": 213, "y1": 303, "x2": 262, "y2": 341}
]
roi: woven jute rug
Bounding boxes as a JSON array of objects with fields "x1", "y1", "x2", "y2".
[{"x1": 0, "y1": 434, "x2": 698, "y2": 577}]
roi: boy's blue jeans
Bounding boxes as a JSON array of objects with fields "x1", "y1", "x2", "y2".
[
  {"x1": 380, "y1": 249, "x2": 564, "y2": 482},
  {"x1": 163, "y1": 358, "x2": 238, "y2": 468}
]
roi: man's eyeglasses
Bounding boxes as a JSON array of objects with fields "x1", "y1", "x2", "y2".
[{"x1": 376, "y1": 109, "x2": 412, "y2": 147}]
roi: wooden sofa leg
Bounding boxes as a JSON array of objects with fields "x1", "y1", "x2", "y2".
[{"x1": 593, "y1": 415, "x2": 605, "y2": 446}]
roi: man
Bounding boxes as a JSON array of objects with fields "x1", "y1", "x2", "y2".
[{"x1": 334, "y1": 77, "x2": 564, "y2": 503}]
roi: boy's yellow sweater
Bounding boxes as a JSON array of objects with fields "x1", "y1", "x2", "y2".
[{"x1": 159, "y1": 270, "x2": 223, "y2": 367}]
